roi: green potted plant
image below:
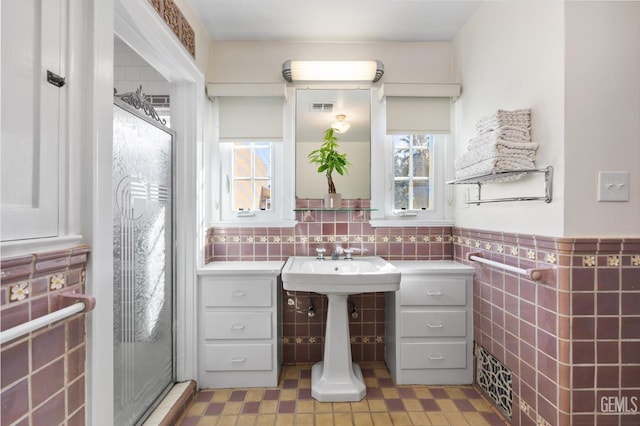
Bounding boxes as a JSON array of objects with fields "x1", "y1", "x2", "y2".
[{"x1": 307, "y1": 127, "x2": 351, "y2": 209}]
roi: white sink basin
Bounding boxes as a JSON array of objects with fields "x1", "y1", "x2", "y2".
[
  {"x1": 282, "y1": 256, "x2": 400, "y2": 295},
  {"x1": 281, "y1": 255, "x2": 401, "y2": 402}
]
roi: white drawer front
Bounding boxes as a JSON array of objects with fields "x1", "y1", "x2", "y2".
[
  {"x1": 400, "y1": 278, "x2": 466, "y2": 306},
  {"x1": 401, "y1": 311, "x2": 466, "y2": 337},
  {"x1": 203, "y1": 280, "x2": 273, "y2": 307},
  {"x1": 204, "y1": 312, "x2": 272, "y2": 339},
  {"x1": 204, "y1": 343, "x2": 273, "y2": 371},
  {"x1": 401, "y1": 342, "x2": 467, "y2": 369}
]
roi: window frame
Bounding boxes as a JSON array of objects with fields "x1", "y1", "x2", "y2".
[
  {"x1": 370, "y1": 91, "x2": 454, "y2": 227},
  {"x1": 208, "y1": 90, "x2": 296, "y2": 227}
]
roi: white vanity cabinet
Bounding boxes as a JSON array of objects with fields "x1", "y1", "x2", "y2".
[
  {"x1": 385, "y1": 261, "x2": 474, "y2": 385},
  {"x1": 198, "y1": 262, "x2": 284, "y2": 388}
]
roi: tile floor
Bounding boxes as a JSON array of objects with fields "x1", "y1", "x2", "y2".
[{"x1": 179, "y1": 364, "x2": 509, "y2": 425}]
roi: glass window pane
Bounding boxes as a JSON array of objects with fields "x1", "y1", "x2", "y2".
[
  {"x1": 412, "y1": 150, "x2": 430, "y2": 177},
  {"x1": 233, "y1": 146, "x2": 251, "y2": 178},
  {"x1": 412, "y1": 180, "x2": 431, "y2": 210},
  {"x1": 233, "y1": 180, "x2": 252, "y2": 210},
  {"x1": 413, "y1": 134, "x2": 432, "y2": 147},
  {"x1": 393, "y1": 181, "x2": 409, "y2": 209},
  {"x1": 254, "y1": 146, "x2": 271, "y2": 178},
  {"x1": 391, "y1": 134, "x2": 434, "y2": 211},
  {"x1": 393, "y1": 149, "x2": 410, "y2": 177},
  {"x1": 392, "y1": 135, "x2": 411, "y2": 149}
]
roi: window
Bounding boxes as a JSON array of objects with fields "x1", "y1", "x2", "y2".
[
  {"x1": 229, "y1": 142, "x2": 272, "y2": 211},
  {"x1": 370, "y1": 91, "x2": 453, "y2": 225},
  {"x1": 219, "y1": 141, "x2": 280, "y2": 221},
  {"x1": 392, "y1": 134, "x2": 433, "y2": 211},
  {"x1": 210, "y1": 90, "x2": 296, "y2": 226}
]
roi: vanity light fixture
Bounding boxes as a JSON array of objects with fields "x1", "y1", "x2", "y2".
[
  {"x1": 282, "y1": 60, "x2": 384, "y2": 83},
  {"x1": 331, "y1": 114, "x2": 351, "y2": 134}
]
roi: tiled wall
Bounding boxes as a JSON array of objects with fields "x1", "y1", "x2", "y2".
[
  {"x1": 1, "y1": 246, "x2": 90, "y2": 426},
  {"x1": 114, "y1": 37, "x2": 171, "y2": 97},
  {"x1": 453, "y1": 228, "x2": 640, "y2": 426},
  {"x1": 205, "y1": 204, "x2": 454, "y2": 364}
]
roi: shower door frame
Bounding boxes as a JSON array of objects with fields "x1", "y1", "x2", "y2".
[{"x1": 113, "y1": 97, "x2": 177, "y2": 425}]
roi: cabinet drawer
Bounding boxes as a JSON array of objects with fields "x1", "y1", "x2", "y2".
[
  {"x1": 203, "y1": 280, "x2": 273, "y2": 307},
  {"x1": 204, "y1": 312, "x2": 272, "y2": 339},
  {"x1": 401, "y1": 342, "x2": 467, "y2": 369},
  {"x1": 400, "y1": 311, "x2": 466, "y2": 337},
  {"x1": 400, "y1": 278, "x2": 466, "y2": 306},
  {"x1": 204, "y1": 343, "x2": 273, "y2": 371}
]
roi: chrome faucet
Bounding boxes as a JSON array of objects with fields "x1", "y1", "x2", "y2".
[
  {"x1": 331, "y1": 244, "x2": 343, "y2": 260},
  {"x1": 343, "y1": 248, "x2": 354, "y2": 260}
]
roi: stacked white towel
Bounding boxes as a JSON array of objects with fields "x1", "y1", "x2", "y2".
[
  {"x1": 455, "y1": 110, "x2": 537, "y2": 182},
  {"x1": 476, "y1": 109, "x2": 531, "y2": 135}
]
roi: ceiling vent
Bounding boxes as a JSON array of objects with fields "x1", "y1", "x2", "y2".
[{"x1": 310, "y1": 102, "x2": 334, "y2": 113}]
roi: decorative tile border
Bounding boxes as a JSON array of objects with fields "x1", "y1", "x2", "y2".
[
  {"x1": 206, "y1": 217, "x2": 453, "y2": 263},
  {"x1": 147, "y1": 0, "x2": 196, "y2": 58},
  {"x1": 454, "y1": 228, "x2": 640, "y2": 426},
  {"x1": 1, "y1": 245, "x2": 90, "y2": 426}
]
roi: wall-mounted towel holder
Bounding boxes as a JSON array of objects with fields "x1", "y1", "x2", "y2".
[
  {"x1": 466, "y1": 252, "x2": 554, "y2": 284},
  {"x1": 447, "y1": 166, "x2": 553, "y2": 205}
]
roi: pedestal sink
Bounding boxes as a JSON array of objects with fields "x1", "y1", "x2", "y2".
[{"x1": 281, "y1": 256, "x2": 400, "y2": 402}]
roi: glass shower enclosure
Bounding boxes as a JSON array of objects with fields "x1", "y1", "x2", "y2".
[{"x1": 112, "y1": 98, "x2": 175, "y2": 425}]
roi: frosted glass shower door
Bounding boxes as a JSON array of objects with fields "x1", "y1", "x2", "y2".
[{"x1": 113, "y1": 101, "x2": 174, "y2": 425}]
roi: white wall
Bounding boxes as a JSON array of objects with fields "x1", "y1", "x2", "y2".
[
  {"x1": 114, "y1": 37, "x2": 171, "y2": 95},
  {"x1": 452, "y1": 1, "x2": 566, "y2": 237},
  {"x1": 564, "y1": 1, "x2": 640, "y2": 237},
  {"x1": 452, "y1": 1, "x2": 640, "y2": 238}
]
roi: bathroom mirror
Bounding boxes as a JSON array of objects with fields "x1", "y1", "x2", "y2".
[{"x1": 295, "y1": 89, "x2": 371, "y2": 199}]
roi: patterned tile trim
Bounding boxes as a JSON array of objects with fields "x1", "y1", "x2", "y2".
[{"x1": 147, "y1": 0, "x2": 196, "y2": 58}]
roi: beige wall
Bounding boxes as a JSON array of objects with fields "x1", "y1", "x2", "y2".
[{"x1": 206, "y1": 41, "x2": 455, "y2": 84}]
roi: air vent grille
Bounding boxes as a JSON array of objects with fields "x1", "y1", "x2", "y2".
[{"x1": 310, "y1": 103, "x2": 334, "y2": 113}]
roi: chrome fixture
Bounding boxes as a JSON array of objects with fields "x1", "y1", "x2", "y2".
[{"x1": 282, "y1": 60, "x2": 384, "y2": 83}]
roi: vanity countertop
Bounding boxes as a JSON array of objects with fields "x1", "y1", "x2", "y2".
[
  {"x1": 390, "y1": 260, "x2": 474, "y2": 275},
  {"x1": 198, "y1": 261, "x2": 285, "y2": 276}
]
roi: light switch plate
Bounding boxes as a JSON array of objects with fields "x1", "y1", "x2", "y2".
[{"x1": 598, "y1": 171, "x2": 630, "y2": 202}]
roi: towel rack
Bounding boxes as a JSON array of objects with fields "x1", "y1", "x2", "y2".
[
  {"x1": 447, "y1": 166, "x2": 553, "y2": 205},
  {"x1": 466, "y1": 252, "x2": 553, "y2": 283},
  {"x1": 0, "y1": 291, "x2": 96, "y2": 345}
]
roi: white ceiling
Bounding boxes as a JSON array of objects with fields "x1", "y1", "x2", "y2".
[{"x1": 187, "y1": 0, "x2": 481, "y2": 42}]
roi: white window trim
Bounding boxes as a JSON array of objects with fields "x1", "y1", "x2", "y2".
[
  {"x1": 370, "y1": 90, "x2": 454, "y2": 227},
  {"x1": 208, "y1": 88, "x2": 296, "y2": 228}
]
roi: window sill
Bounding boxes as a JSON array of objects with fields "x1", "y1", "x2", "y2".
[
  {"x1": 293, "y1": 208, "x2": 378, "y2": 212},
  {"x1": 369, "y1": 219, "x2": 455, "y2": 228},
  {"x1": 207, "y1": 220, "x2": 297, "y2": 228}
]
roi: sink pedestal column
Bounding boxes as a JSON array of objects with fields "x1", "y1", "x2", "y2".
[{"x1": 311, "y1": 293, "x2": 366, "y2": 402}]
